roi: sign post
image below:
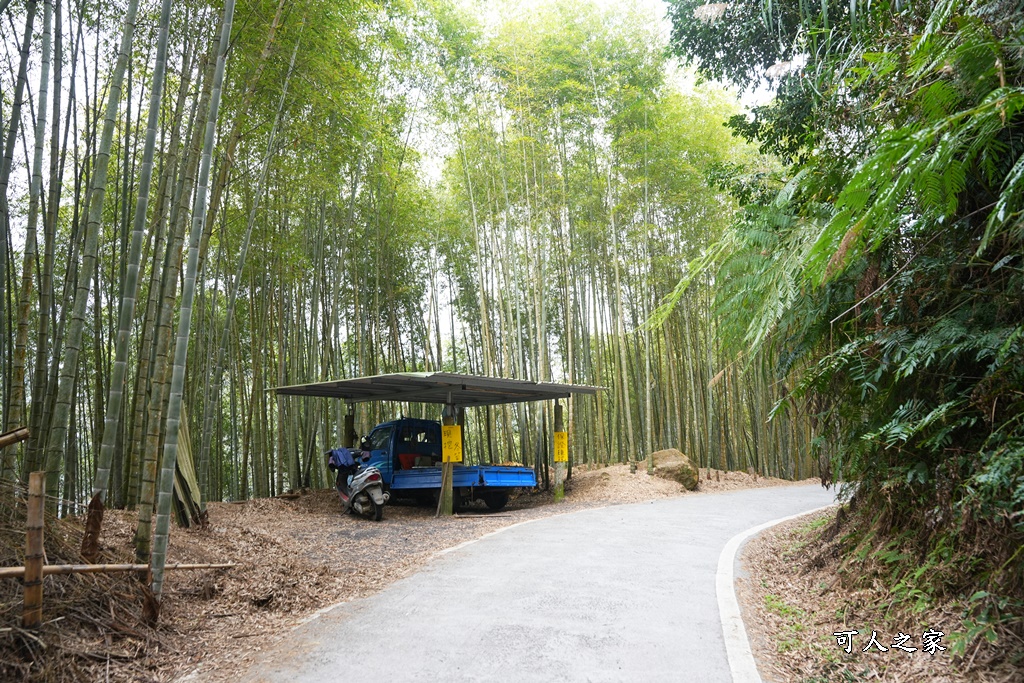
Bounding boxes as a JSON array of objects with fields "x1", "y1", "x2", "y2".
[
  {"x1": 553, "y1": 400, "x2": 567, "y2": 502},
  {"x1": 437, "y1": 403, "x2": 457, "y2": 516}
]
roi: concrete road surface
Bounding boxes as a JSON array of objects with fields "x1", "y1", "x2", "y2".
[{"x1": 235, "y1": 484, "x2": 835, "y2": 683}]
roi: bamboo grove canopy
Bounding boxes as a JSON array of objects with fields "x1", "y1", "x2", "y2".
[{"x1": 274, "y1": 372, "x2": 601, "y2": 407}]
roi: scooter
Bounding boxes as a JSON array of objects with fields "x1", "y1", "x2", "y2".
[{"x1": 327, "y1": 447, "x2": 389, "y2": 521}]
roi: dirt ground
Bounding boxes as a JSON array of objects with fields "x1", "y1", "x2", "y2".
[
  {"x1": 737, "y1": 508, "x2": 1021, "y2": 683},
  {"x1": 2, "y1": 464, "x2": 805, "y2": 682}
]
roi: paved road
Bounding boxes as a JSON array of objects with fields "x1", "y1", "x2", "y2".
[{"x1": 237, "y1": 484, "x2": 835, "y2": 683}]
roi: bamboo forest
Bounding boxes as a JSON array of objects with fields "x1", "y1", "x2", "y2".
[
  {"x1": 0, "y1": 0, "x2": 1022, "y2": 679},
  {"x1": 0, "y1": 0, "x2": 812, "y2": 517}
]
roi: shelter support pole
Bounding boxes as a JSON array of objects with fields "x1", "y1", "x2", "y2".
[
  {"x1": 553, "y1": 401, "x2": 567, "y2": 502},
  {"x1": 342, "y1": 405, "x2": 355, "y2": 448},
  {"x1": 23, "y1": 472, "x2": 44, "y2": 628},
  {"x1": 436, "y1": 403, "x2": 458, "y2": 517}
]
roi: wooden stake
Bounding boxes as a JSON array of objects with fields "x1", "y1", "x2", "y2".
[
  {"x1": 80, "y1": 493, "x2": 104, "y2": 563},
  {"x1": 23, "y1": 472, "x2": 44, "y2": 629}
]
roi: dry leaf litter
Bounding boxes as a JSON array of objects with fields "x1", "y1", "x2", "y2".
[{"x1": 737, "y1": 508, "x2": 1021, "y2": 682}]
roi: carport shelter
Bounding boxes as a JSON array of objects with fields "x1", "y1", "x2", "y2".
[{"x1": 274, "y1": 372, "x2": 601, "y2": 514}]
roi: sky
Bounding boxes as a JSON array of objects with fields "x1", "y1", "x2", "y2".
[{"x1": 413, "y1": 0, "x2": 774, "y2": 183}]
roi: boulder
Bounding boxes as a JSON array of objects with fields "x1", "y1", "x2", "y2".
[{"x1": 650, "y1": 448, "x2": 699, "y2": 491}]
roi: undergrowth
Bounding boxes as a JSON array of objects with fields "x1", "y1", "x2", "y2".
[
  {"x1": 826, "y1": 492, "x2": 1024, "y2": 675},
  {"x1": 764, "y1": 591, "x2": 807, "y2": 652},
  {"x1": 0, "y1": 481, "x2": 165, "y2": 682}
]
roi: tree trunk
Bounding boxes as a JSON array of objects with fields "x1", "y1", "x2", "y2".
[
  {"x1": 44, "y1": 0, "x2": 140, "y2": 505},
  {"x1": 0, "y1": 1, "x2": 37, "y2": 452},
  {"x1": 2, "y1": 1, "x2": 48, "y2": 481},
  {"x1": 91, "y1": 0, "x2": 173, "y2": 504},
  {"x1": 150, "y1": 0, "x2": 235, "y2": 609},
  {"x1": 135, "y1": 37, "x2": 214, "y2": 561},
  {"x1": 197, "y1": 29, "x2": 303, "y2": 503},
  {"x1": 80, "y1": 0, "x2": 173, "y2": 558},
  {"x1": 198, "y1": 0, "x2": 287, "y2": 271},
  {"x1": 125, "y1": 38, "x2": 198, "y2": 508}
]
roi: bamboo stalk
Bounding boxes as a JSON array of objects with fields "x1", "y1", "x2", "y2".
[
  {"x1": 0, "y1": 427, "x2": 31, "y2": 449},
  {"x1": 23, "y1": 473, "x2": 45, "y2": 628},
  {"x1": 1, "y1": 562, "x2": 234, "y2": 580}
]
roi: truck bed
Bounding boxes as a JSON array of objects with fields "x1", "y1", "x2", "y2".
[{"x1": 389, "y1": 465, "x2": 537, "y2": 490}]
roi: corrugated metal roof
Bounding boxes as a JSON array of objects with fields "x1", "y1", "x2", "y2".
[{"x1": 274, "y1": 372, "x2": 601, "y2": 407}]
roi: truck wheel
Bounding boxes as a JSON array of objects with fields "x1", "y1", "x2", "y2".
[{"x1": 484, "y1": 492, "x2": 508, "y2": 511}]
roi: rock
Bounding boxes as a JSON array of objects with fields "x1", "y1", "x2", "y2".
[{"x1": 650, "y1": 448, "x2": 699, "y2": 491}]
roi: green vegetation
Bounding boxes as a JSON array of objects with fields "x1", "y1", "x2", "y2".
[
  {"x1": 802, "y1": 516, "x2": 828, "y2": 532},
  {"x1": 667, "y1": 0, "x2": 1023, "y2": 656},
  {"x1": 763, "y1": 592, "x2": 807, "y2": 652}
]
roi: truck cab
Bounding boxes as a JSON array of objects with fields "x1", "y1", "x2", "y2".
[
  {"x1": 361, "y1": 418, "x2": 442, "y2": 482},
  {"x1": 360, "y1": 417, "x2": 536, "y2": 510}
]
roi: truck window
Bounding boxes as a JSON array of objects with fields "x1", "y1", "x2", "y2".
[
  {"x1": 367, "y1": 426, "x2": 393, "y2": 452},
  {"x1": 399, "y1": 426, "x2": 417, "y2": 445}
]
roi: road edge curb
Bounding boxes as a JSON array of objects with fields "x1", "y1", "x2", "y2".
[{"x1": 717, "y1": 503, "x2": 835, "y2": 683}]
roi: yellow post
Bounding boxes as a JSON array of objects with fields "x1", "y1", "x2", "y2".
[
  {"x1": 553, "y1": 401, "x2": 567, "y2": 502},
  {"x1": 436, "y1": 404, "x2": 459, "y2": 516},
  {"x1": 23, "y1": 472, "x2": 44, "y2": 629}
]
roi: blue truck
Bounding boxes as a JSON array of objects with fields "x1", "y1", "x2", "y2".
[{"x1": 358, "y1": 417, "x2": 536, "y2": 511}]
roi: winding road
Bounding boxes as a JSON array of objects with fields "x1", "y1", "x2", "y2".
[{"x1": 236, "y1": 484, "x2": 835, "y2": 683}]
